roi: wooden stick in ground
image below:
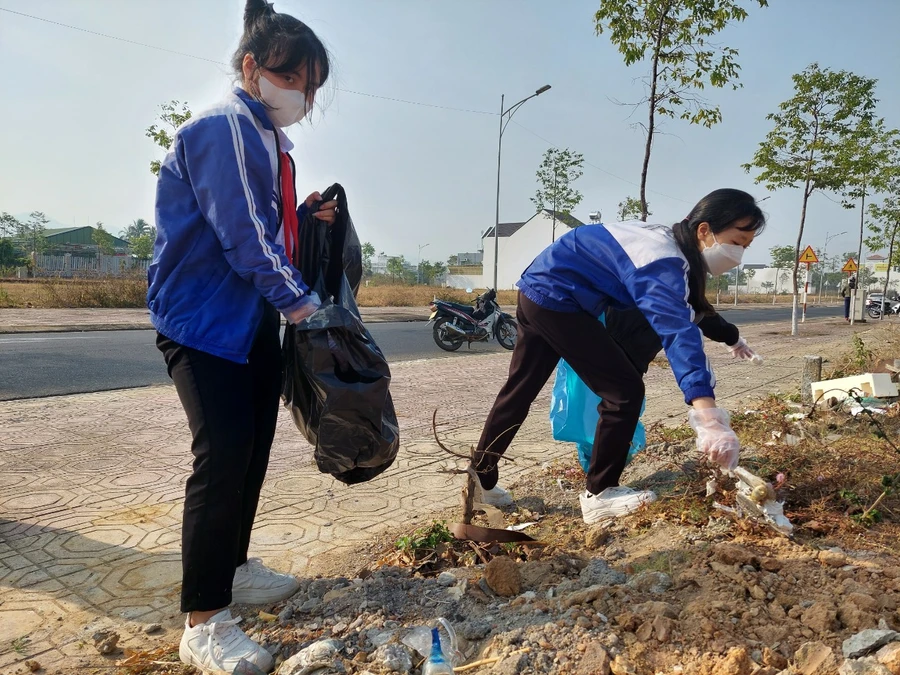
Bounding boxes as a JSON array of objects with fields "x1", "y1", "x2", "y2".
[{"x1": 453, "y1": 647, "x2": 532, "y2": 672}]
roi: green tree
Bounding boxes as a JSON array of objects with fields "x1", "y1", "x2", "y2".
[
  {"x1": 0, "y1": 212, "x2": 25, "y2": 268},
  {"x1": 386, "y1": 255, "x2": 406, "y2": 283},
  {"x1": 839, "y1": 118, "x2": 900, "y2": 287},
  {"x1": 769, "y1": 245, "x2": 795, "y2": 301},
  {"x1": 595, "y1": 0, "x2": 767, "y2": 221},
  {"x1": 617, "y1": 196, "x2": 650, "y2": 221},
  {"x1": 708, "y1": 273, "x2": 731, "y2": 304},
  {"x1": 865, "y1": 181, "x2": 900, "y2": 315},
  {"x1": 130, "y1": 233, "x2": 155, "y2": 260},
  {"x1": 531, "y1": 147, "x2": 585, "y2": 242},
  {"x1": 418, "y1": 260, "x2": 447, "y2": 285},
  {"x1": 743, "y1": 63, "x2": 878, "y2": 335},
  {"x1": 92, "y1": 222, "x2": 117, "y2": 255},
  {"x1": 743, "y1": 267, "x2": 756, "y2": 294},
  {"x1": 447, "y1": 254, "x2": 459, "y2": 267},
  {"x1": 121, "y1": 218, "x2": 157, "y2": 259},
  {"x1": 761, "y1": 281, "x2": 774, "y2": 295},
  {"x1": 121, "y1": 218, "x2": 152, "y2": 243},
  {"x1": 146, "y1": 100, "x2": 193, "y2": 176},
  {"x1": 18, "y1": 211, "x2": 49, "y2": 256},
  {"x1": 362, "y1": 242, "x2": 376, "y2": 277}
]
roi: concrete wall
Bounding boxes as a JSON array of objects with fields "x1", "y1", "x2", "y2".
[
  {"x1": 445, "y1": 274, "x2": 484, "y2": 290},
  {"x1": 481, "y1": 213, "x2": 573, "y2": 290}
]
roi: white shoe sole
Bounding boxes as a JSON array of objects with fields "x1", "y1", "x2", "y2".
[
  {"x1": 475, "y1": 487, "x2": 514, "y2": 508},
  {"x1": 231, "y1": 581, "x2": 300, "y2": 605},
  {"x1": 581, "y1": 496, "x2": 656, "y2": 524},
  {"x1": 179, "y1": 642, "x2": 273, "y2": 674}
]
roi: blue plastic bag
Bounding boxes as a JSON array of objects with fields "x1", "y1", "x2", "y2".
[{"x1": 549, "y1": 360, "x2": 646, "y2": 473}]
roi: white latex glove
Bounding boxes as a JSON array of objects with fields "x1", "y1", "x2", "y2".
[
  {"x1": 727, "y1": 338, "x2": 762, "y2": 364},
  {"x1": 285, "y1": 291, "x2": 321, "y2": 325},
  {"x1": 688, "y1": 407, "x2": 740, "y2": 471}
]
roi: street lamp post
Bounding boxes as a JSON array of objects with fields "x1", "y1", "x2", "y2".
[
  {"x1": 817, "y1": 231, "x2": 846, "y2": 304},
  {"x1": 417, "y1": 243, "x2": 430, "y2": 285},
  {"x1": 492, "y1": 84, "x2": 551, "y2": 291}
]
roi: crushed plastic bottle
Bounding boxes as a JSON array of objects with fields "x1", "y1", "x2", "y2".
[
  {"x1": 422, "y1": 627, "x2": 455, "y2": 674},
  {"x1": 401, "y1": 618, "x2": 461, "y2": 670}
]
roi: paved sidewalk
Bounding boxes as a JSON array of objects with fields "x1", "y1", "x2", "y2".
[{"x1": 0, "y1": 317, "x2": 869, "y2": 672}]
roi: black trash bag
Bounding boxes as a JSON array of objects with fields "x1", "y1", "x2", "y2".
[
  {"x1": 294, "y1": 183, "x2": 362, "y2": 299},
  {"x1": 282, "y1": 184, "x2": 399, "y2": 485}
]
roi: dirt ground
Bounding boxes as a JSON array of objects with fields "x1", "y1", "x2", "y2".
[{"x1": 51, "y1": 323, "x2": 897, "y2": 675}]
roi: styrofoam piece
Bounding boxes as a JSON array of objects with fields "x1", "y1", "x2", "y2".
[{"x1": 810, "y1": 373, "x2": 898, "y2": 404}]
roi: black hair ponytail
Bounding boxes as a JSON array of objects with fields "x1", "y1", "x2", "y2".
[
  {"x1": 243, "y1": 0, "x2": 274, "y2": 29},
  {"x1": 673, "y1": 188, "x2": 766, "y2": 317},
  {"x1": 232, "y1": 0, "x2": 331, "y2": 104}
]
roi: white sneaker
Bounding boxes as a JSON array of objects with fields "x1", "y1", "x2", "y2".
[
  {"x1": 179, "y1": 609, "x2": 273, "y2": 673},
  {"x1": 579, "y1": 487, "x2": 656, "y2": 524},
  {"x1": 232, "y1": 558, "x2": 300, "y2": 605},
  {"x1": 475, "y1": 483, "x2": 515, "y2": 507}
]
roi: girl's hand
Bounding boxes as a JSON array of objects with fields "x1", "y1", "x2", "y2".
[{"x1": 304, "y1": 192, "x2": 338, "y2": 224}]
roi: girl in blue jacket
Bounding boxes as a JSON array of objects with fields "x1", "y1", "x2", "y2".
[
  {"x1": 147, "y1": 1, "x2": 334, "y2": 671},
  {"x1": 472, "y1": 189, "x2": 766, "y2": 525}
]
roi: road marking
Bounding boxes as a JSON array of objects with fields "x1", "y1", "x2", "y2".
[{"x1": 0, "y1": 335, "x2": 106, "y2": 344}]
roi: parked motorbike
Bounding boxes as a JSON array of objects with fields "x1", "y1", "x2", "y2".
[
  {"x1": 428, "y1": 289, "x2": 517, "y2": 352},
  {"x1": 866, "y1": 297, "x2": 900, "y2": 319}
]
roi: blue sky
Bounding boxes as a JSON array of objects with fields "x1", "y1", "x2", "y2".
[{"x1": 1, "y1": 0, "x2": 898, "y2": 266}]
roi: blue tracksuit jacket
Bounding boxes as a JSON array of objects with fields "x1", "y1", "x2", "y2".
[
  {"x1": 518, "y1": 221, "x2": 715, "y2": 404},
  {"x1": 148, "y1": 88, "x2": 311, "y2": 363}
]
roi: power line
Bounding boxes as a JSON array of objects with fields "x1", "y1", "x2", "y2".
[
  {"x1": 0, "y1": 6, "x2": 495, "y2": 115},
  {"x1": 511, "y1": 120, "x2": 693, "y2": 205},
  {"x1": 0, "y1": 6, "x2": 225, "y2": 65}
]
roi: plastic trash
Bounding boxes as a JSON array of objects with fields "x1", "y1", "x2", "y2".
[
  {"x1": 550, "y1": 353, "x2": 646, "y2": 473},
  {"x1": 422, "y1": 627, "x2": 455, "y2": 674},
  {"x1": 402, "y1": 619, "x2": 461, "y2": 668}
]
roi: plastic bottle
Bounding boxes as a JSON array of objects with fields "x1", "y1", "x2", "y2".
[{"x1": 422, "y1": 627, "x2": 455, "y2": 675}]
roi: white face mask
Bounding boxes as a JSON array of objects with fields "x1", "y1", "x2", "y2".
[
  {"x1": 257, "y1": 74, "x2": 312, "y2": 127},
  {"x1": 702, "y1": 233, "x2": 745, "y2": 275}
]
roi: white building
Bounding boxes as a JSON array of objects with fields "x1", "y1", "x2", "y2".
[{"x1": 479, "y1": 210, "x2": 584, "y2": 290}]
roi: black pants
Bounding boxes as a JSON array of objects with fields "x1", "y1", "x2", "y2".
[
  {"x1": 474, "y1": 294, "x2": 644, "y2": 496},
  {"x1": 844, "y1": 296, "x2": 851, "y2": 319},
  {"x1": 157, "y1": 305, "x2": 282, "y2": 612}
]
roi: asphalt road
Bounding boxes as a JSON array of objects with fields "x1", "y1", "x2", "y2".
[{"x1": 0, "y1": 305, "x2": 843, "y2": 401}]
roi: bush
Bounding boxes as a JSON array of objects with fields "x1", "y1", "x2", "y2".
[{"x1": 0, "y1": 276, "x2": 147, "y2": 308}]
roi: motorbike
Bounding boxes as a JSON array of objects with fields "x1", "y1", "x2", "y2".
[
  {"x1": 428, "y1": 289, "x2": 517, "y2": 352},
  {"x1": 867, "y1": 297, "x2": 900, "y2": 319}
]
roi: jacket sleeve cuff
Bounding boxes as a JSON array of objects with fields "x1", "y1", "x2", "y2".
[
  {"x1": 683, "y1": 385, "x2": 715, "y2": 405},
  {"x1": 297, "y1": 202, "x2": 310, "y2": 222}
]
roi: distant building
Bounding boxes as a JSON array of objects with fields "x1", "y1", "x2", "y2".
[
  {"x1": 480, "y1": 210, "x2": 586, "y2": 289},
  {"x1": 454, "y1": 251, "x2": 483, "y2": 266},
  {"x1": 44, "y1": 226, "x2": 129, "y2": 254}
]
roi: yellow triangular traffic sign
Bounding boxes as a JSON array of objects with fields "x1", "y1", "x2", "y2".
[
  {"x1": 842, "y1": 258, "x2": 859, "y2": 273},
  {"x1": 798, "y1": 245, "x2": 819, "y2": 264}
]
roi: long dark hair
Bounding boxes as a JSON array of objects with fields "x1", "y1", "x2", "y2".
[
  {"x1": 673, "y1": 188, "x2": 766, "y2": 316},
  {"x1": 232, "y1": 0, "x2": 331, "y2": 108}
]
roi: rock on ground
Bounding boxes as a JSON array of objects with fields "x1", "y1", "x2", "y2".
[
  {"x1": 712, "y1": 647, "x2": 754, "y2": 675},
  {"x1": 576, "y1": 643, "x2": 611, "y2": 675},
  {"x1": 374, "y1": 644, "x2": 413, "y2": 674},
  {"x1": 484, "y1": 556, "x2": 522, "y2": 597},
  {"x1": 793, "y1": 641, "x2": 839, "y2": 675},
  {"x1": 838, "y1": 657, "x2": 893, "y2": 675},
  {"x1": 877, "y1": 643, "x2": 900, "y2": 675},
  {"x1": 843, "y1": 630, "x2": 900, "y2": 659}
]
